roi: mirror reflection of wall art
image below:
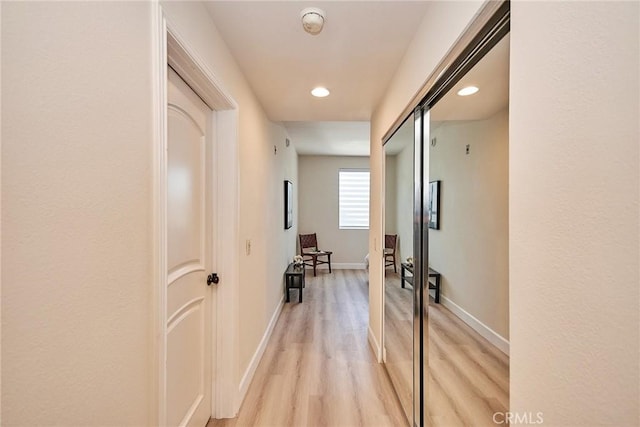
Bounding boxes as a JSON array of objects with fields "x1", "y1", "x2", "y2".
[
  {"x1": 428, "y1": 180, "x2": 440, "y2": 229},
  {"x1": 284, "y1": 180, "x2": 293, "y2": 229}
]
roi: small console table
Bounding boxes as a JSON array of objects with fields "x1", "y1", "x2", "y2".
[
  {"x1": 400, "y1": 262, "x2": 441, "y2": 304},
  {"x1": 285, "y1": 263, "x2": 306, "y2": 303}
]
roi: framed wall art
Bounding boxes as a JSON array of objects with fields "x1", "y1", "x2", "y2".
[
  {"x1": 428, "y1": 180, "x2": 440, "y2": 230},
  {"x1": 284, "y1": 180, "x2": 293, "y2": 229}
]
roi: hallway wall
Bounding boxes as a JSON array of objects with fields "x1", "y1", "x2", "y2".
[
  {"x1": 2, "y1": 2, "x2": 153, "y2": 424},
  {"x1": 429, "y1": 108, "x2": 510, "y2": 342},
  {"x1": 384, "y1": 143, "x2": 413, "y2": 266},
  {"x1": 371, "y1": 1, "x2": 639, "y2": 424},
  {"x1": 298, "y1": 155, "x2": 368, "y2": 267},
  {"x1": 394, "y1": 142, "x2": 414, "y2": 267},
  {"x1": 2, "y1": 1, "x2": 298, "y2": 424},
  {"x1": 509, "y1": 2, "x2": 639, "y2": 424}
]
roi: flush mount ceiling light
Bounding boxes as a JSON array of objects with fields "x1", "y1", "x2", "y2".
[
  {"x1": 311, "y1": 87, "x2": 330, "y2": 97},
  {"x1": 301, "y1": 7, "x2": 325, "y2": 35},
  {"x1": 457, "y1": 86, "x2": 479, "y2": 96}
]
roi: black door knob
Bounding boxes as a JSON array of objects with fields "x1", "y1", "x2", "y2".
[{"x1": 207, "y1": 273, "x2": 219, "y2": 286}]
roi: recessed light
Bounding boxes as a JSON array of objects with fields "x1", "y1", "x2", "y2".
[
  {"x1": 311, "y1": 87, "x2": 330, "y2": 97},
  {"x1": 457, "y1": 86, "x2": 479, "y2": 96}
]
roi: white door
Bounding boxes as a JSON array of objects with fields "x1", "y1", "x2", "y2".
[{"x1": 166, "y1": 66, "x2": 213, "y2": 427}]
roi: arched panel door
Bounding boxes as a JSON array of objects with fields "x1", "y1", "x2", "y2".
[{"x1": 166, "y1": 66, "x2": 213, "y2": 427}]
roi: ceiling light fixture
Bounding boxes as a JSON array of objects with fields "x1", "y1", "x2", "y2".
[
  {"x1": 457, "y1": 86, "x2": 479, "y2": 96},
  {"x1": 311, "y1": 87, "x2": 330, "y2": 97},
  {"x1": 301, "y1": 7, "x2": 325, "y2": 35}
]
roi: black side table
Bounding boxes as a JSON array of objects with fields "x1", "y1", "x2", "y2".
[
  {"x1": 400, "y1": 262, "x2": 441, "y2": 304},
  {"x1": 285, "y1": 263, "x2": 305, "y2": 303}
]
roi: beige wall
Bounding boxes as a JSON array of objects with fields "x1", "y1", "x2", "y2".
[
  {"x1": 372, "y1": 0, "x2": 639, "y2": 424},
  {"x1": 429, "y1": 108, "x2": 509, "y2": 339},
  {"x1": 384, "y1": 143, "x2": 413, "y2": 265},
  {"x1": 2, "y1": 1, "x2": 298, "y2": 424},
  {"x1": 369, "y1": 0, "x2": 484, "y2": 358},
  {"x1": 509, "y1": 2, "x2": 639, "y2": 424},
  {"x1": 384, "y1": 155, "x2": 397, "y2": 235},
  {"x1": 395, "y1": 143, "x2": 414, "y2": 264},
  {"x1": 2, "y1": 2, "x2": 153, "y2": 424},
  {"x1": 298, "y1": 155, "x2": 369, "y2": 266}
]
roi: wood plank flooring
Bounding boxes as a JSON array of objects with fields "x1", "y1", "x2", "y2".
[
  {"x1": 384, "y1": 271, "x2": 510, "y2": 427},
  {"x1": 427, "y1": 295, "x2": 509, "y2": 426},
  {"x1": 207, "y1": 269, "x2": 407, "y2": 427},
  {"x1": 383, "y1": 272, "x2": 414, "y2": 424}
]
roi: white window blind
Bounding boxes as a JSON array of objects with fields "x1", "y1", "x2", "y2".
[{"x1": 339, "y1": 170, "x2": 370, "y2": 229}]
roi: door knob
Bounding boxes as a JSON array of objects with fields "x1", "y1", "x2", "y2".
[{"x1": 207, "y1": 273, "x2": 219, "y2": 286}]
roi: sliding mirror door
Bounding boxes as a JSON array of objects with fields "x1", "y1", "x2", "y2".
[
  {"x1": 423, "y1": 30, "x2": 510, "y2": 427},
  {"x1": 381, "y1": 3, "x2": 510, "y2": 426},
  {"x1": 383, "y1": 114, "x2": 415, "y2": 425}
]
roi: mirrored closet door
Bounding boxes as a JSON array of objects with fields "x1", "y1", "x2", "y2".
[
  {"x1": 383, "y1": 114, "x2": 415, "y2": 424},
  {"x1": 424, "y1": 32, "x2": 510, "y2": 427},
  {"x1": 381, "y1": 1, "x2": 510, "y2": 426}
]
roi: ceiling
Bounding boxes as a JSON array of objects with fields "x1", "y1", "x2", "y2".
[
  {"x1": 431, "y1": 35, "x2": 510, "y2": 122},
  {"x1": 205, "y1": 1, "x2": 430, "y2": 122},
  {"x1": 204, "y1": 3, "x2": 509, "y2": 156},
  {"x1": 385, "y1": 35, "x2": 510, "y2": 156},
  {"x1": 285, "y1": 121, "x2": 370, "y2": 156},
  {"x1": 204, "y1": 1, "x2": 431, "y2": 156}
]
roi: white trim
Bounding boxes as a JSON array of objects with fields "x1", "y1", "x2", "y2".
[
  {"x1": 368, "y1": 326, "x2": 382, "y2": 362},
  {"x1": 214, "y1": 108, "x2": 240, "y2": 419},
  {"x1": 378, "y1": 141, "x2": 388, "y2": 363},
  {"x1": 179, "y1": 395, "x2": 204, "y2": 427},
  {"x1": 440, "y1": 295, "x2": 510, "y2": 355},
  {"x1": 0, "y1": 11, "x2": 2, "y2": 423},
  {"x1": 166, "y1": 297, "x2": 205, "y2": 332},
  {"x1": 151, "y1": 3, "x2": 168, "y2": 425},
  {"x1": 306, "y1": 263, "x2": 366, "y2": 270},
  {"x1": 238, "y1": 297, "x2": 284, "y2": 405},
  {"x1": 206, "y1": 98, "x2": 218, "y2": 424},
  {"x1": 167, "y1": 263, "x2": 205, "y2": 286},
  {"x1": 166, "y1": 31, "x2": 234, "y2": 111},
  {"x1": 377, "y1": 145, "x2": 386, "y2": 369}
]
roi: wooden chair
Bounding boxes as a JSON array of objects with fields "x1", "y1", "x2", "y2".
[
  {"x1": 299, "y1": 233, "x2": 332, "y2": 276},
  {"x1": 384, "y1": 234, "x2": 398, "y2": 273}
]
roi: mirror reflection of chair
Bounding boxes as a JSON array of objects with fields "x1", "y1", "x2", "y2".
[
  {"x1": 299, "y1": 233, "x2": 332, "y2": 276},
  {"x1": 384, "y1": 234, "x2": 398, "y2": 273}
]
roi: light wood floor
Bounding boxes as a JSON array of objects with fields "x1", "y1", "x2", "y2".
[
  {"x1": 384, "y1": 271, "x2": 510, "y2": 426},
  {"x1": 383, "y1": 272, "x2": 414, "y2": 424},
  {"x1": 207, "y1": 269, "x2": 407, "y2": 427},
  {"x1": 427, "y1": 294, "x2": 509, "y2": 426}
]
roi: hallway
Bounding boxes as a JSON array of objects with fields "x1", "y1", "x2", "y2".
[
  {"x1": 208, "y1": 270, "x2": 406, "y2": 427},
  {"x1": 3, "y1": 2, "x2": 638, "y2": 425}
]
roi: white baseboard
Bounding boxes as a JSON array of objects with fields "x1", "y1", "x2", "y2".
[
  {"x1": 237, "y1": 296, "x2": 284, "y2": 406},
  {"x1": 368, "y1": 326, "x2": 382, "y2": 362},
  {"x1": 440, "y1": 295, "x2": 510, "y2": 355},
  {"x1": 335, "y1": 263, "x2": 366, "y2": 269},
  {"x1": 306, "y1": 263, "x2": 365, "y2": 270}
]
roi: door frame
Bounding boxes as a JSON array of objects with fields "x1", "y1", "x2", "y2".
[{"x1": 152, "y1": 4, "x2": 240, "y2": 424}]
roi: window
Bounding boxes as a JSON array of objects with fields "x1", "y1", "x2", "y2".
[{"x1": 339, "y1": 169, "x2": 370, "y2": 229}]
